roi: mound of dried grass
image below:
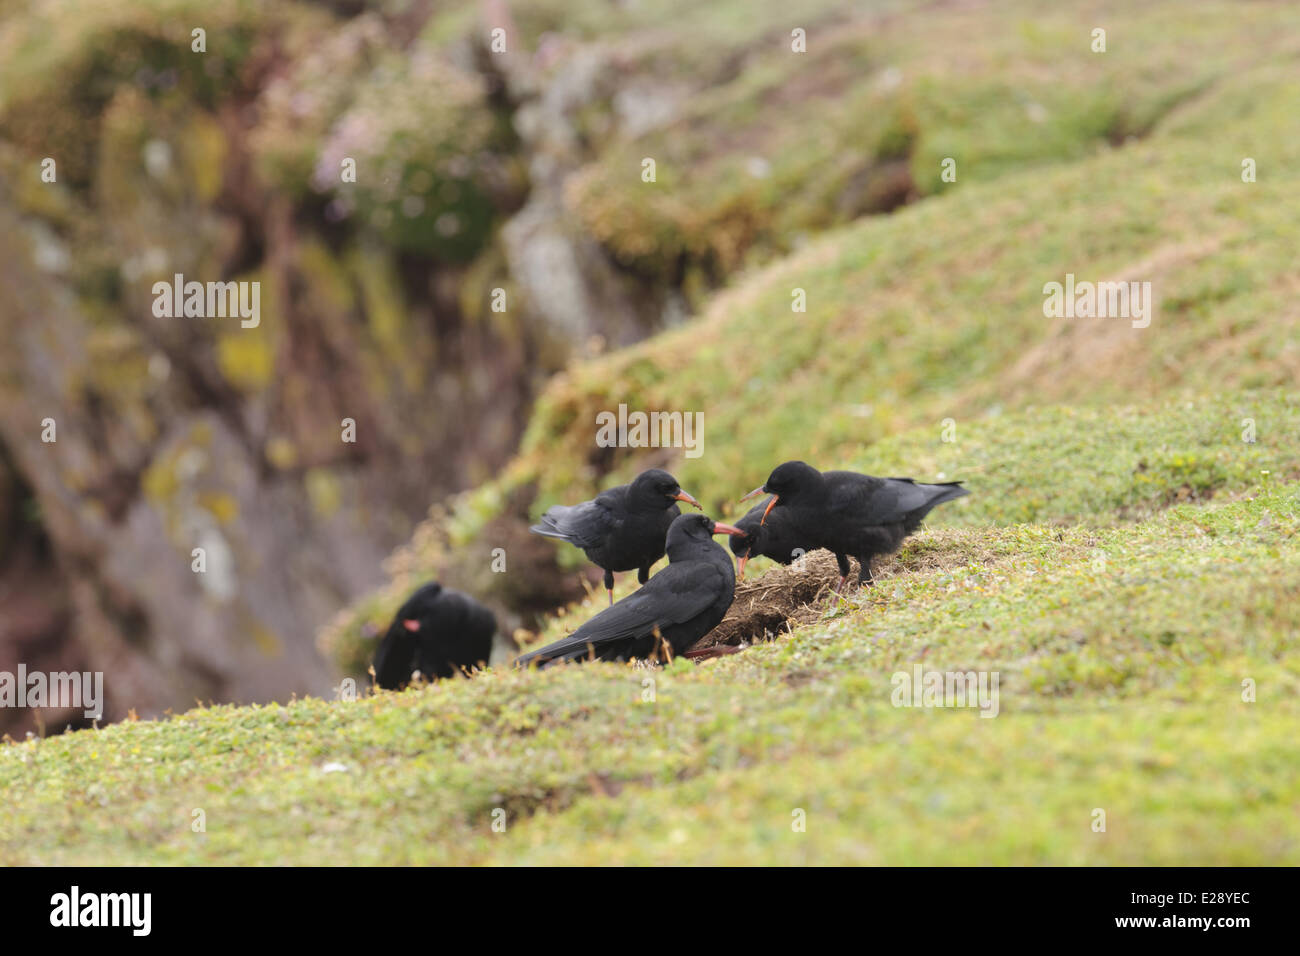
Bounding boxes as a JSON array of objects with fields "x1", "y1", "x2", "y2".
[
  {"x1": 689, "y1": 550, "x2": 843, "y2": 655},
  {"x1": 686, "y1": 530, "x2": 989, "y2": 658}
]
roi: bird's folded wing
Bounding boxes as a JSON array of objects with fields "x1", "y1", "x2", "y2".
[
  {"x1": 529, "y1": 499, "x2": 618, "y2": 547},
  {"x1": 880, "y1": 478, "x2": 933, "y2": 515},
  {"x1": 829, "y1": 477, "x2": 930, "y2": 524},
  {"x1": 435, "y1": 592, "x2": 471, "y2": 634},
  {"x1": 516, "y1": 562, "x2": 723, "y2": 664}
]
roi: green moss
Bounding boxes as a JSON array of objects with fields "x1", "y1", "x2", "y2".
[{"x1": 322, "y1": 53, "x2": 505, "y2": 260}]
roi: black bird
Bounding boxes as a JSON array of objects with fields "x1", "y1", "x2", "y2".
[
  {"x1": 741, "y1": 461, "x2": 969, "y2": 592},
  {"x1": 727, "y1": 497, "x2": 814, "y2": 581},
  {"x1": 515, "y1": 513, "x2": 743, "y2": 667},
  {"x1": 530, "y1": 468, "x2": 702, "y2": 605},
  {"x1": 372, "y1": 582, "x2": 497, "y2": 689}
]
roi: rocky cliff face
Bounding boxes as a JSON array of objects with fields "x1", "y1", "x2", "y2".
[{"x1": 0, "y1": 2, "x2": 681, "y2": 734}]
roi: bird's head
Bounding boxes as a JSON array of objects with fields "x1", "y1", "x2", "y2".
[
  {"x1": 631, "y1": 468, "x2": 702, "y2": 512},
  {"x1": 392, "y1": 581, "x2": 444, "y2": 634},
  {"x1": 739, "y1": 460, "x2": 822, "y2": 524},
  {"x1": 666, "y1": 512, "x2": 745, "y2": 550}
]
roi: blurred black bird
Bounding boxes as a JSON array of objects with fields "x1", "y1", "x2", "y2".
[
  {"x1": 530, "y1": 468, "x2": 701, "y2": 605},
  {"x1": 515, "y1": 513, "x2": 743, "y2": 667},
  {"x1": 372, "y1": 582, "x2": 497, "y2": 689},
  {"x1": 728, "y1": 496, "x2": 814, "y2": 581},
  {"x1": 742, "y1": 461, "x2": 969, "y2": 592}
]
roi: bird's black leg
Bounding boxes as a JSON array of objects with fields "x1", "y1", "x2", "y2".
[
  {"x1": 638, "y1": 565, "x2": 651, "y2": 584},
  {"x1": 603, "y1": 568, "x2": 615, "y2": 606},
  {"x1": 858, "y1": 557, "x2": 873, "y2": 588}
]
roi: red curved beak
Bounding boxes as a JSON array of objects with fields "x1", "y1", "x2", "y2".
[
  {"x1": 674, "y1": 490, "x2": 702, "y2": 510},
  {"x1": 760, "y1": 494, "x2": 779, "y2": 525},
  {"x1": 710, "y1": 521, "x2": 745, "y2": 537},
  {"x1": 737, "y1": 554, "x2": 749, "y2": 581},
  {"x1": 740, "y1": 485, "x2": 766, "y2": 503},
  {"x1": 402, "y1": 619, "x2": 420, "y2": 632}
]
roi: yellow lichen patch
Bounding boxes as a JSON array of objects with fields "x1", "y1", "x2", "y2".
[
  {"x1": 140, "y1": 422, "x2": 214, "y2": 506},
  {"x1": 7, "y1": 152, "x2": 77, "y2": 224},
  {"x1": 347, "y1": 243, "x2": 424, "y2": 389},
  {"x1": 216, "y1": 330, "x2": 275, "y2": 392},
  {"x1": 249, "y1": 623, "x2": 283, "y2": 658},
  {"x1": 457, "y1": 243, "x2": 512, "y2": 333},
  {"x1": 196, "y1": 491, "x2": 239, "y2": 526},
  {"x1": 190, "y1": 422, "x2": 214, "y2": 447},
  {"x1": 297, "y1": 239, "x2": 354, "y2": 313},
  {"x1": 94, "y1": 86, "x2": 154, "y2": 213},
  {"x1": 304, "y1": 467, "x2": 342, "y2": 519},
  {"x1": 83, "y1": 326, "x2": 152, "y2": 396},
  {"x1": 140, "y1": 452, "x2": 182, "y2": 506},
  {"x1": 265, "y1": 436, "x2": 298, "y2": 471},
  {"x1": 182, "y1": 111, "x2": 227, "y2": 204}
]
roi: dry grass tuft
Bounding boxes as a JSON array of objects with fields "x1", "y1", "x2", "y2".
[{"x1": 688, "y1": 530, "x2": 991, "y2": 655}]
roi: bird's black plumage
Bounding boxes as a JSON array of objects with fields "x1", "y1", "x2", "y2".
[
  {"x1": 515, "y1": 513, "x2": 740, "y2": 667},
  {"x1": 372, "y1": 583, "x2": 497, "y2": 688},
  {"x1": 749, "y1": 460, "x2": 969, "y2": 589},
  {"x1": 728, "y1": 496, "x2": 814, "y2": 579},
  {"x1": 530, "y1": 468, "x2": 701, "y2": 604}
]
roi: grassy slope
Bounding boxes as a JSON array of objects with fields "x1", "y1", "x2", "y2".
[
  {"x1": 519, "y1": 389, "x2": 1300, "y2": 637},
  {"x1": 5, "y1": 0, "x2": 1300, "y2": 864},
  {"x1": 2, "y1": 397, "x2": 1297, "y2": 864},
  {"x1": 509, "y1": 59, "x2": 1300, "y2": 516}
]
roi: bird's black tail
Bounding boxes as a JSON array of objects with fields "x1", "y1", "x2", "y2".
[
  {"x1": 529, "y1": 506, "x2": 575, "y2": 542},
  {"x1": 514, "y1": 643, "x2": 593, "y2": 669},
  {"x1": 903, "y1": 482, "x2": 970, "y2": 532}
]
